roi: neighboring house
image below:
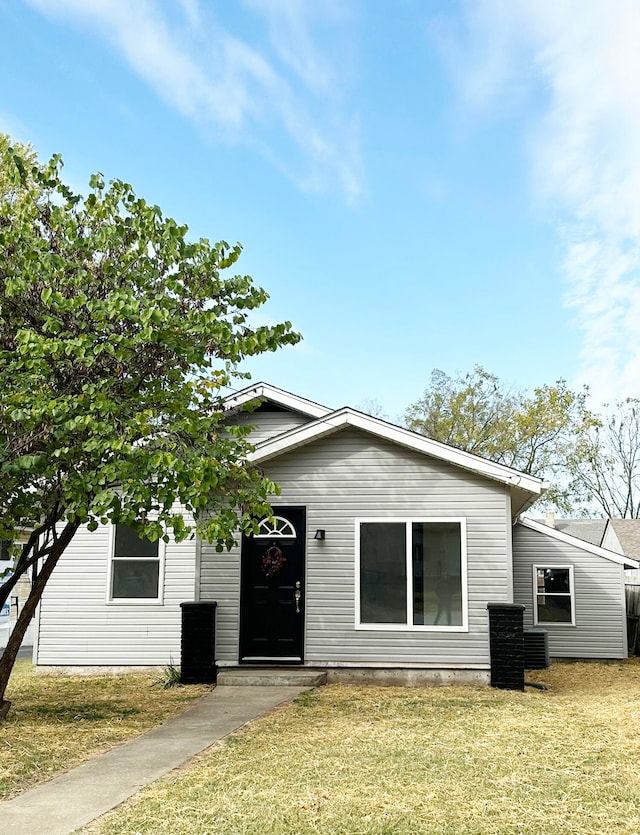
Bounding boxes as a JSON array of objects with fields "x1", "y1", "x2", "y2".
[
  {"x1": 601, "y1": 519, "x2": 640, "y2": 586},
  {"x1": 32, "y1": 383, "x2": 639, "y2": 677},
  {"x1": 538, "y1": 516, "x2": 640, "y2": 587},
  {"x1": 1, "y1": 532, "x2": 34, "y2": 649},
  {"x1": 600, "y1": 519, "x2": 640, "y2": 652},
  {"x1": 546, "y1": 517, "x2": 608, "y2": 548}
]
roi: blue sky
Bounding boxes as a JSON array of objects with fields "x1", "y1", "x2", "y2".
[{"x1": 1, "y1": 0, "x2": 639, "y2": 419}]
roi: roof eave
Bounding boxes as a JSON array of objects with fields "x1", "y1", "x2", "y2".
[
  {"x1": 224, "y1": 382, "x2": 331, "y2": 419},
  {"x1": 250, "y1": 407, "x2": 545, "y2": 499},
  {"x1": 518, "y1": 517, "x2": 640, "y2": 568}
]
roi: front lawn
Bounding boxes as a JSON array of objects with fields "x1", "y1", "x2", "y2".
[
  {"x1": 87, "y1": 660, "x2": 640, "y2": 835},
  {"x1": 0, "y1": 660, "x2": 212, "y2": 799}
]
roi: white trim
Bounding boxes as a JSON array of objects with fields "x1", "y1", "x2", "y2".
[
  {"x1": 619, "y1": 563, "x2": 629, "y2": 655},
  {"x1": 106, "y1": 523, "x2": 166, "y2": 605},
  {"x1": 241, "y1": 656, "x2": 302, "y2": 662},
  {"x1": 224, "y1": 382, "x2": 331, "y2": 419},
  {"x1": 519, "y1": 517, "x2": 640, "y2": 568},
  {"x1": 250, "y1": 408, "x2": 545, "y2": 501},
  {"x1": 354, "y1": 517, "x2": 468, "y2": 633},
  {"x1": 194, "y1": 536, "x2": 202, "y2": 602},
  {"x1": 505, "y1": 485, "x2": 514, "y2": 600},
  {"x1": 304, "y1": 660, "x2": 489, "y2": 670},
  {"x1": 533, "y1": 564, "x2": 575, "y2": 627}
]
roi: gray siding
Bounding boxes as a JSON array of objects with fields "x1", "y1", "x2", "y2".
[
  {"x1": 35, "y1": 519, "x2": 197, "y2": 666},
  {"x1": 200, "y1": 428, "x2": 511, "y2": 669},
  {"x1": 512, "y1": 523, "x2": 627, "y2": 659},
  {"x1": 228, "y1": 405, "x2": 311, "y2": 445}
]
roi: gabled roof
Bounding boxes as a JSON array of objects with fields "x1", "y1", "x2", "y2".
[
  {"x1": 519, "y1": 517, "x2": 639, "y2": 568},
  {"x1": 605, "y1": 519, "x2": 640, "y2": 560},
  {"x1": 224, "y1": 382, "x2": 331, "y2": 420},
  {"x1": 551, "y1": 519, "x2": 607, "y2": 547},
  {"x1": 249, "y1": 406, "x2": 546, "y2": 515}
]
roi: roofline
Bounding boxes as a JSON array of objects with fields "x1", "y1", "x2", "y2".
[
  {"x1": 518, "y1": 517, "x2": 640, "y2": 568},
  {"x1": 224, "y1": 382, "x2": 331, "y2": 419},
  {"x1": 601, "y1": 517, "x2": 640, "y2": 558},
  {"x1": 250, "y1": 406, "x2": 546, "y2": 496}
]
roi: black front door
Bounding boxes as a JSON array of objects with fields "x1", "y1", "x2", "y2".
[{"x1": 239, "y1": 506, "x2": 306, "y2": 663}]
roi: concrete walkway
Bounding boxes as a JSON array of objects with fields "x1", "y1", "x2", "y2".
[{"x1": 0, "y1": 684, "x2": 308, "y2": 835}]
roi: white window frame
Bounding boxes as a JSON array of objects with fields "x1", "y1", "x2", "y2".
[
  {"x1": 532, "y1": 564, "x2": 575, "y2": 627},
  {"x1": 354, "y1": 517, "x2": 468, "y2": 632},
  {"x1": 107, "y1": 523, "x2": 166, "y2": 605}
]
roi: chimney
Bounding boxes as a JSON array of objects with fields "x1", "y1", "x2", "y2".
[{"x1": 545, "y1": 511, "x2": 555, "y2": 528}]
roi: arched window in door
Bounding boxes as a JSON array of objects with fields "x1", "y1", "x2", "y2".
[{"x1": 254, "y1": 516, "x2": 297, "y2": 538}]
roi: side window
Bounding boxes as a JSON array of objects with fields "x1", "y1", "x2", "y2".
[
  {"x1": 110, "y1": 524, "x2": 162, "y2": 601},
  {"x1": 534, "y1": 566, "x2": 574, "y2": 625}
]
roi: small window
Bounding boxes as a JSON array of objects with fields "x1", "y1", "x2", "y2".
[
  {"x1": 255, "y1": 516, "x2": 296, "y2": 538},
  {"x1": 0, "y1": 541, "x2": 11, "y2": 561},
  {"x1": 110, "y1": 524, "x2": 162, "y2": 601},
  {"x1": 533, "y1": 566, "x2": 574, "y2": 625}
]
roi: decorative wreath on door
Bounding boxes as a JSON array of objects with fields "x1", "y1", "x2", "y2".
[{"x1": 261, "y1": 545, "x2": 286, "y2": 577}]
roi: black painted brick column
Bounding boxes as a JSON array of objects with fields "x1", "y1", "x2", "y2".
[
  {"x1": 180, "y1": 601, "x2": 217, "y2": 684},
  {"x1": 487, "y1": 602, "x2": 525, "y2": 691}
]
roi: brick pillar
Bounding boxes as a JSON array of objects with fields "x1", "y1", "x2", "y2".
[
  {"x1": 180, "y1": 601, "x2": 217, "y2": 684},
  {"x1": 487, "y1": 602, "x2": 525, "y2": 691}
]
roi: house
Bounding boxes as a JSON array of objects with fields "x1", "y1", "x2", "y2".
[
  {"x1": 32, "y1": 383, "x2": 639, "y2": 679},
  {"x1": 600, "y1": 519, "x2": 640, "y2": 585},
  {"x1": 600, "y1": 518, "x2": 640, "y2": 652},
  {"x1": 1, "y1": 532, "x2": 34, "y2": 650},
  {"x1": 541, "y1": 517, "x2": 608, "y2": 548},
  {"x1": 536, "y1": 514, "x2": 640, "y2": 654}
]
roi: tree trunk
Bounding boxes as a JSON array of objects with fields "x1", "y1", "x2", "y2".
[
  {"x1": 0, "y1": 521, "x2": 79, "y2": 719},
  {"x1": 0, "y1": 531, "x2": 41, "y2": 611}
]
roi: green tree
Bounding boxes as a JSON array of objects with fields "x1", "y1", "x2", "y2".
[
  {"x1": 567, "y1": 399, "x2": 640, "y2": 518},
  {"x1": 0, "y1": 140, "x2": 300, "y2": 717},
  {"x1": 0, "y1": 134, "x2": 37, "y2": 199},
  {"x1": 403, "y1": 366, "x2": 592, "y2": 511}
]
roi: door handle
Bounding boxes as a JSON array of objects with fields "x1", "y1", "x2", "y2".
[{"x1": 294, "y1": 580, "x2": 301, "y2": 614}]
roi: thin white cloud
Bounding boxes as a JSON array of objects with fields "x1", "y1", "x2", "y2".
[
  {"x1": 440, "y1": 0, "x2": 640, "y2": 405},
  {"x1": 25, "y1": 0, "x2": 363, "y2": 202},
  {"x1": 242, "y1": 0, "x2": 349, "y2": 96}
]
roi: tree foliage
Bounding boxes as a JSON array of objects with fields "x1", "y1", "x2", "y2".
[
  {"x1": 0, "y1": 134, "x2": 37, "y2": 201},
  {"x1": 0, "y1": 138, "x2": 300, "y2": 712},
  {"x1": 403, "y1": 366, "x2": 592, "y2": 511}
]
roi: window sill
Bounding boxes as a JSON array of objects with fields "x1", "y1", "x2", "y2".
[
  {"x1": 356, "y1": 623, "x2": 468, "y2": 633},
  {"x1": 534, "y1": 621, "x2": 576, "y2": 628}
]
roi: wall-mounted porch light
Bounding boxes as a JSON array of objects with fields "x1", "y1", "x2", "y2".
[{"x1": 314, "y1": 529, "x2": 326, "y2": 541}]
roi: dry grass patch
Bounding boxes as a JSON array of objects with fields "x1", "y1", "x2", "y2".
[
  {"x1": 87, "y1": 660, "x2": 640, "y2": 835},
  {"x1": 0, "y1": 660, "x2": 211, "y2": 799}
]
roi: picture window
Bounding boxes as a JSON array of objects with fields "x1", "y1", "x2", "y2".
[{"x1": 356, "y1": 519, "x2": 467, "y2": 630}]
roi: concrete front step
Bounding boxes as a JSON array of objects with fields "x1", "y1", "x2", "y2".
[{"x1": 217, "y1": 668, "x2": 327, "y2": 687}]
